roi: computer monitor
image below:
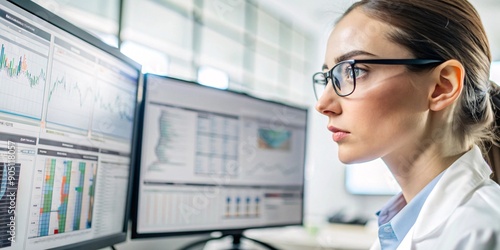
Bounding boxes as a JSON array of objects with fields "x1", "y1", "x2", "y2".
[
  {"x1": 0, "y1": 0, "x2": 141, "y2": 249},
  {"x1": 345, "y1": 159, "x2": 401, "y2": 196},
  {"x1": 132, "y1": 74, "x2": 308, "y2": 247}
]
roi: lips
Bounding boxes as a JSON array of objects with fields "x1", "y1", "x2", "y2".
[{"x1": 328, "y1": 126, "x2": 350, "y2": 142}]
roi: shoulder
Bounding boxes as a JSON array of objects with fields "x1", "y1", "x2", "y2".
[
  {"x1": 475, "y1": 180, "x2": 500, "y2": 210},
  {"x1": 431, "y1": 182, "x2": 500, "y2": 249},
  {"x1": 449, "y1": 180, "x2": 500, "y2": 227},
  {"x1": 410, "y1": 150, "x2": 500, "y2": 248},
  {"x1": 440, "y1": 180, "x2": 500, "y2": 238},
  {"x1": 434, "y1": 227, "x2": 500, "y2": 250}
]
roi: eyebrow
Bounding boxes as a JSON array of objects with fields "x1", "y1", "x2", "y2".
[{"x1": 322, "y1": 50, "x2": 377, "y2": 71}]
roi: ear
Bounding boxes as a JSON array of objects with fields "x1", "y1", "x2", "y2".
[{"x1": 429, "y1": 59, "x2": 464, "y2": 111}]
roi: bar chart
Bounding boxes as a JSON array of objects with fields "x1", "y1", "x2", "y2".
[{"x1": 29, "y1": 157, "x2": 96, "y2": 238}]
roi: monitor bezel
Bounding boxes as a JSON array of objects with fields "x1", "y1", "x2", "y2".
[
  {"x1": 131, "y1": 73, "x2": 308, "y2": 239},
  {"x1": 3, "y1": 0, "x2": 142, "y2": 249}
]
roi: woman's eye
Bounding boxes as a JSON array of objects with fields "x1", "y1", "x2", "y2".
[{"x1": 347, "y1": 67, "x2": 367, "y2": 78}]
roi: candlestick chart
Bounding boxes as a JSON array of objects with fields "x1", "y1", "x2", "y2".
[{"x1": 0, "y1": 41, "x2": 48, "y2": 119}]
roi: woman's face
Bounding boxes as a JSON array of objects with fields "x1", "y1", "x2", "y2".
[{"x1": 316, "y1": 8, "x2": 434, "y2": 164}]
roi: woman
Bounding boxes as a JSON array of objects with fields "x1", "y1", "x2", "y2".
[{"x1": 313, "y1": 0, "x2": 500, "y2": 249}]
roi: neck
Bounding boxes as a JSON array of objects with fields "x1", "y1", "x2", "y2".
[{"x1": 383, "y1": 141, "x2": 467, "y2": 203}]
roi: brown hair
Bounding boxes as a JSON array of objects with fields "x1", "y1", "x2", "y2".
[{"x1": 341, "y1": 0, "x2": 497, "y2": 149}]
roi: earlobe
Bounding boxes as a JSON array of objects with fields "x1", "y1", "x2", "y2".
[{"x1": 429, "y1": 60, "x2": 464, "y2": 111}]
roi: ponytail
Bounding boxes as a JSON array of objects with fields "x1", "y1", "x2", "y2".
[
  {"x1": 490, "y1": 81, "x2": 500, "y2": 112},
  {"x1": 489, "y1": 80, "x2": 500, "y2": 144},
  {"x1": 486, "y1": 80, "x2": 500, "y2": 183}
]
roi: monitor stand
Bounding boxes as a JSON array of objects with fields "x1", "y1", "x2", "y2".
[{"x1": 178, "y1": 231, "x2": 278, "y2": 250}]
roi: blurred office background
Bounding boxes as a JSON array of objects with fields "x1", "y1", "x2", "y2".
[{"x1": 30, "y1": 0, "x2": 500, "y2": 249}]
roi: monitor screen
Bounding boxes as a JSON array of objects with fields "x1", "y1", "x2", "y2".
[
  {"x1": 132, "y1": 74, "x2": 308, "y2": 238},
  {"x1": 345, "y1": 158, "x2": 401, "y2": 196},
  {"x1": 0, "y1": 0, "x2": 140, "y2": 249}
]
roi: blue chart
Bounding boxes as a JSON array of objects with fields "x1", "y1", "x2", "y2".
[
  {"x1": 258, "y1": 128, "x2": 291, "y2": 150},
  {"x1": 45, "y1": 60, "x2": 95, "y2": 130},
  {"x1": 0, "y1": 40, "x2": 48, "y2": 119},
  {"x1": 91, "y1": 80, "x2": 135, "y2": 139},
  {"x1": 243, "y1": 127, "x2": 301, "y2": 178},
  {"x1": 0, "y1": 162, "x2": 20, "y2": 248}
]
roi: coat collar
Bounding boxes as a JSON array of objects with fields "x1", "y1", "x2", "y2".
[{"x1": 409, "y1": 145, "x2": 492, "y2": 240}]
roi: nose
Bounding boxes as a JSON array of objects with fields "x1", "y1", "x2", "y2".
[{"x1": 315, "y1": 83, "x2": 341, "y2": 116}]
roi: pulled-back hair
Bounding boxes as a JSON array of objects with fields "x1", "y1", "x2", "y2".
[{"x1": 342, "y1": 0, "x2": 498, "y2": 149}]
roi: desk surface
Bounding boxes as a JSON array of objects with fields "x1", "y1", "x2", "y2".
[{"x1": 242, "y1": 224, "x2": 377, "y2": 250}]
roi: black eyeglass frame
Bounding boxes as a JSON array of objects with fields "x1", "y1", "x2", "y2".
[{"x1": 312, "y1": 59, "x2": 444, "y2": 99}]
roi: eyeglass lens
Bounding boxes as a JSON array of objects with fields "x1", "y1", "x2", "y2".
[
  {"x1": 332, "y1": 62, "x2": 355, "y2": 96},
  {"x1": 313, "y1": 73, "x2": 326, "y2": 100},
  {"x1": 313, "y1": 62, "x2": 356, "y2": 100}
]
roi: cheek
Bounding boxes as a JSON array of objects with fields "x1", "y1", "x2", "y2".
[
  {"x1": 344, "y1": 78, "x2": 428, "y2": 157},
  {"x1": 371, "y1": 84, "x2": 421, "y2": 118},
  {"x1": 361, "y1": 76, "x2": 428, "y2": 120}
]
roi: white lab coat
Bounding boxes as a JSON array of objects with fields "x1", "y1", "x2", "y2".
[{"x1": 370, "y1": 146, "x2": 500, "y2": 250}]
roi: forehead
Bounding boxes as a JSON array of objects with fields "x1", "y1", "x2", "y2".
[{"x1": 325, "y1": 8, "x2": 412, "y2": 66}]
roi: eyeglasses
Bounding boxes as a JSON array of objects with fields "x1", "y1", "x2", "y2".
[{"x1": 312, "y1": 59, "x2": 443, "y2": 99}]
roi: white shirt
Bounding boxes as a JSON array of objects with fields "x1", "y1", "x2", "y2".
[{"x1": 370, "y1": 146, "x2": 500, "y2": 250}]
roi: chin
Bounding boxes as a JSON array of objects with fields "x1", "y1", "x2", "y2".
[{"x1": 338, "y1": 148, "x2": 379, "y2": 164}]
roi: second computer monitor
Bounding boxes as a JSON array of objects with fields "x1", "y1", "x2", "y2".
[{"x1": 132, "y1": 74, "x2": 308, "y2": 237}]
